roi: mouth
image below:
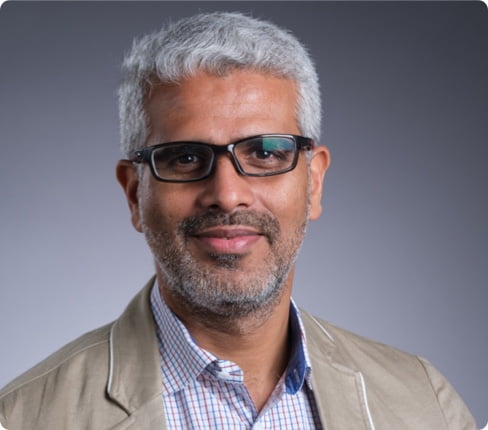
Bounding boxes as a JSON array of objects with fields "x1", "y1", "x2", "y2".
[{"x1": 193, "y1": 226, "x2": 263, "y2": 254}]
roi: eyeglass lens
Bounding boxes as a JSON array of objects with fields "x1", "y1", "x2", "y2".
[{"x1": 151, "y1": 136, "x2": 297, "y2": 181}]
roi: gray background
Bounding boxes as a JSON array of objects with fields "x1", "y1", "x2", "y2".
[{"x1": 0, "y1": 1, "x2": 486, "y2": 426}]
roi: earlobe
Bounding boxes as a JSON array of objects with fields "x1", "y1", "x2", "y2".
[
  {"x1": 116, "y1": 160, "x2": 143, "y2": 232},
  {"x1": 308, "y1": 146, "x2": 330, "y2": 221}
]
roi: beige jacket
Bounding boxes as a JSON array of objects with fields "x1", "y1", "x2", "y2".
[{"x1": 0, "y1": 280, "x2": 477, "y2": 429}]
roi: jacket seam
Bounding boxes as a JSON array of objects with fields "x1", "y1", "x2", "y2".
[
  {"x1": 307, "y1": 314, "x2": 335, "y2": 342},
  {"x1": 416, "y1": 356, "x2": 451, "y2": 429},
  {"x1": 357, "y1": 372, "x2": 376, "y2": 430},
  {"x1": 107, "y1": 324, "x2": 115, "y2": 394}
]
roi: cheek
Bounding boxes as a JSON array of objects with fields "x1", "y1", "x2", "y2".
[
  {"x1": 138, "y1": 183, "x2": 187, "y2": 230},
  {"x1": 260, "y1": 173, "x2": 310, "y2": 230}
]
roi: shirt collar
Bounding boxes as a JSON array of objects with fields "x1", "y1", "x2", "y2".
[
  {"x1": 150, "y1": 282, "x2": 312, "y2": 395},
  {"x1": 286, "y1": 297, "x2": 313, "y2": 394},
  {"x1": 150, "y1": 283, "x2": 216, "y2": 394}
]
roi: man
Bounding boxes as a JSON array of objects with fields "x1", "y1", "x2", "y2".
[{"x1": 0, "y1": 11, "x2": 477, "y2": 429}]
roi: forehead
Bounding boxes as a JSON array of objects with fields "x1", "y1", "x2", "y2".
[{"x1": 144, "y1": 70, "x2": 300, "y2": 144}]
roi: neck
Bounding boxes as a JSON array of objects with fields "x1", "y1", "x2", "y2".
[
  {"x1": 159, "y1": 274, "x2": 292, "y2": 354},
  {"x1": 158, "y1": 273, "x2": 294, "y2": 411}
]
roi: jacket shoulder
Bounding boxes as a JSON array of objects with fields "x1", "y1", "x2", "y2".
[
  {"x1": 304, "y1": 312, "x2": 443, "y2": 386},
  {"x1": 301, "y1": 311, "x2": 477, "y2": 429},
  {"x1": 0, "y1": 281, "x2": 159, "y2": 429},
  {"x1": 0, "y1": 322, "x2": 112, "y2": 398}
]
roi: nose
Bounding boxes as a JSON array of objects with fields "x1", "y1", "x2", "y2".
[{"x1": 195, "y1": 153, "x2": 255, "y2": 213}]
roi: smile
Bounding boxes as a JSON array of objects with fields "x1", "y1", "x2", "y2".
[{"x1": 193, "y1": 227, "x2": 263, "y2": 254}]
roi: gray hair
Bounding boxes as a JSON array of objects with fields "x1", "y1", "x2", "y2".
[{"x1": 118, "y1": 12, "x2": 321, "y2": 157}]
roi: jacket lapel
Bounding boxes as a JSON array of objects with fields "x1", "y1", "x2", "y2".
[
  {"x1": 302, "y1": 312, "x2": 373, "y2": 430},
  {"x1": 106, "y1": 397, "x2": 168, "y2": 429},
  {"x1": 106, "y1": 278, "x2": 168, "y2": 430}
]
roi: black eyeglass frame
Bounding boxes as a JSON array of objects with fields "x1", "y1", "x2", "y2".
[{"x1": 130, "y1": 134, "x2": 315, "y2": 183}]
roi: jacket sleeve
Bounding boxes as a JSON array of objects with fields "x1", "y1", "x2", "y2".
[{"x1": 418, "y1": 357, "x2": 478, "y2": 430}]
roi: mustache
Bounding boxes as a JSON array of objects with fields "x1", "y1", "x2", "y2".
[{"x1": 178, "y1": 211, "x2": 281, "y2": 244}]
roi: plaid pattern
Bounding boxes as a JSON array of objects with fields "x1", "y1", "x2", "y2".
[{"x1": 150, "y1": 284, "x2": 323, "y2": 429}]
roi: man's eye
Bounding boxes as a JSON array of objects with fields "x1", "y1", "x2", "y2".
[
  {"x1": 166, "y1": 152, "x2": 206, "y2": 173},
  {"x1": 241, "y1": 143, "x2": 283, "y2": 160},
  {"x1": 251, "y1": 148, "x2": 288, "y2": 162},
  {"x1": 254, "y1": 149, "x2": 277, "y2": 160},
  {"x1": 159, "y1": 145, "x2": 207, "y2": 165},
  {"x1": 173, "y1": 153, "x2": 201, "y2": 165}
]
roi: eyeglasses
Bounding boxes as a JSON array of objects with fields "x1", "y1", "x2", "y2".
[{"x1": 130, "y1": 134, "x2": 314, "y2": 183}]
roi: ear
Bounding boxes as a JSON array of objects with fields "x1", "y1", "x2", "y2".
[
  {"x1": 116, "y1": 160, "x2": 143, "y2": 232},
  {"x1": 309, "y1": 145, "x2": 330, "y2": 221}
]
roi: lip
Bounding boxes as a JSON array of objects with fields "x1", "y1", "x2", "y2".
[{"x1": 193, "y1": 227, "x2": 263, "y2": 254}]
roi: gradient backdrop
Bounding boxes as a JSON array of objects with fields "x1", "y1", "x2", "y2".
[{"x1": 0, "y1": 1, "x2": 486, "y2": 426}]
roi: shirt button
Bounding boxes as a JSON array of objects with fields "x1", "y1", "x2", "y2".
[{"x1": 252, "y1": 422, "x2": 264, "y2": 430}]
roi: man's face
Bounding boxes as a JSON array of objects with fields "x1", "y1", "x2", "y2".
[{"x1": 117, "y1": 70, "x2": 329, "y2": 319}]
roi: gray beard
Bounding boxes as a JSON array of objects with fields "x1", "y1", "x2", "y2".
[{"x1": 143, "y1": 209, "x2": 309, "y2": 321}]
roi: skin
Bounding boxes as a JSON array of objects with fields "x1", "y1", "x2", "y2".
[{"x1": 117, "y1": 69, "x2": 330, "y2": 411}]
